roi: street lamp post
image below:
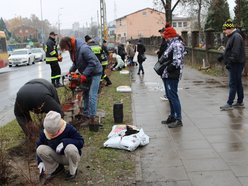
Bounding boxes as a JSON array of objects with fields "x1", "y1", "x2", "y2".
[
  {"x1": 40, "y1": 0, "x2": 44, "y2": 48},
  {"x1": 58, "y1": 8, "x2": 63, "y2": 39}
]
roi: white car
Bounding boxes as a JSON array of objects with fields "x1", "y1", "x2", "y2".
[
  {"x1": 8, "y1": 49, "x2": 35, "y2": 67},
  {"x1": 31, "y1": 48, "x2": 45, "y2": 62}
]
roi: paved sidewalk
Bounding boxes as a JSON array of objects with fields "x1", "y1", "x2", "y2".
[{"x1": 132, "y1": 55, "x2": 248, "y2": 186}]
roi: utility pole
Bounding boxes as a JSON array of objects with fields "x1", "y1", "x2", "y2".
[
  {"x1": 40, "y1": 0, "x2": 44, "y2": 48},
  {"x1": 58, "y1": 8, "x2": 63, "y2": 38},
  {"x1": 100, "y1": 0, "x2": 108, "y2": 43}
]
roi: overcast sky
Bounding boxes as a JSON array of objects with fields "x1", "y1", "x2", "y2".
[{"x1": 1, "y1": 0, "x2": 235, "y2": 29}]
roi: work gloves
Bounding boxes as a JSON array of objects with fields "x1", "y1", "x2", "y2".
[
  {"x1": 38, "y1": 162, "x2": 45, "y2": 174},
  {"x1": 80, "y1": 75, "x2": 87, "y2": 83},
  {"x1": 58, "y1": 55, "x2": 63, "y2": 62},
  {"x1": 56, "y1": 142, "x2": 64, "y2": 154}
]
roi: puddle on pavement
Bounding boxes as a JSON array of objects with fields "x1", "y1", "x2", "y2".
[{"x1": 144, "y1": 82, "x2": 164, "y2": 92}]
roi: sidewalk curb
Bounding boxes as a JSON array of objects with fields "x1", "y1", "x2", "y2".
[{"x1": 131, "y1": 74, "x2": 143, "y2": 183}]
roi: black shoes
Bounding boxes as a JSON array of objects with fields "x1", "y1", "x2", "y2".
[
  {"x1": 47, "y1": 164, "x2": 64, "y2": 180},
  {"x1": 106, "y1": 82, "x2": 112, "y2": 86},
  {"x1": 168, "y1": 120, "x2": 183, "y2": 128},
  {"x1": 161, "y1": 116, "x2": 176, "y2": 124},
  {"x1": 232, "y1": 102, "x2": 245, "y2": 108},
  {"x1": 65, "y1": 169, "x2": 77, "y2": 181}
]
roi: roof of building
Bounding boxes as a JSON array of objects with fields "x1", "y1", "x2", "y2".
[
  {"x1": 115, "y1": 7, "x2": 192, "y2": 22},
  {"x1": 115, "y1": 7, "x2": 164, "y2": 21}
]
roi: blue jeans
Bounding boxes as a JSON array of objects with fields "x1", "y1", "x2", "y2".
[
  {"x1": 138, "y1": 62, "x2": 144, "y2": 74},
  {"x1": 227, "y1": 63, "x2": 244, "y2": 105},
  {"x1": 163, "y1": 78, "x2": 181, "y2": 120},
  {"x1": 82, "y1": 74, "x2": 101, "y2": 117}
]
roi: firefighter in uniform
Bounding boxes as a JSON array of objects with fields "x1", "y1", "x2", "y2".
[
  {"x1": 45, "y1": 32, "x2": 63, "y2": 88},
  {"x1": 85, "y1": 35, "x2": 112, "y2": 86}
]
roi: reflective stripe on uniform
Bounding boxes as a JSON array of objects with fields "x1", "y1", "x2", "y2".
[
  {"x1": 102, "y1": 61, "x2": 108, "y2": 66},
  {"x1": 91, "y1": 46, "x2": 101, "y2": 54},
  {"x1": 50, "y1": 50, "x2": 56, "y2": 56},
  {"x1": 46, "y1": 57, "x2": 58, "y2": 62},
  {"x1": 51, "y1": 75, "x2": 61, "y2": 79},
  {"x1": 101, "y1": 74, "x2": 107, "y2": 79}
]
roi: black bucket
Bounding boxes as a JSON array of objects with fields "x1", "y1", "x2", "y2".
[{"x1": 113, "y1": 103, "x2": 123, "y2": 123}]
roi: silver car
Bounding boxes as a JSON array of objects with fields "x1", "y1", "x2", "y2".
[
  {"x1": 8, "y1": 49, "x2": 35, "y2": 67},
  {"x1": 31, "y1": 48, "x2": 45, "y2": 62}
]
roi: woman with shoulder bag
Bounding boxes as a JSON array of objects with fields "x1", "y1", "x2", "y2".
[{"x1": 160, "y1": 26, "x2": 186, "y2": 128}]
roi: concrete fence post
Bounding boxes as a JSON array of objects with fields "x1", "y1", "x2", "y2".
[
  {"x1": 191, "y1": 30, "x2": 199, "y2": 65},
  {"x1": 205, "y1": 28, "x2": 215, "y2": 67}
]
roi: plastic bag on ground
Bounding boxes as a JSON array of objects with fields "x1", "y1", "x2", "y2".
[{"x1": 103, "y1": 125, "x2": 149, "y2": 151}]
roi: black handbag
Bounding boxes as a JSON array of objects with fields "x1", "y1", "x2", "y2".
[
  {"x1": 139, "y1": 54, "x2": 146, "y2": 62},
  {"x1": 153, "y1": 59, "x2": 172, "y2": 76}
]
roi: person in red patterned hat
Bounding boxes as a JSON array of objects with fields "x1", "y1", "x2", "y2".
[{"x1": 159, "y1": 25, "x2": 186, "y2": 128}]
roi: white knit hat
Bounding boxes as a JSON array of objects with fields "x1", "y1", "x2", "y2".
[{"x1": 43, "y1": 111, "x2": 63, "y2": 137}]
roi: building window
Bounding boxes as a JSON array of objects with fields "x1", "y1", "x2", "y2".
[
  {"x1": 142, "y1": 12, "x2": 147, "y2": 16},
  {"x1": 183, "y1": 22, "x2": 187, "y2": 27},
  {"x1": 178, "y1": 22, "x2": 182, "y2": 27},
  {"x1": 172, "y1": 22, "x2": 177, "y2": 27}
]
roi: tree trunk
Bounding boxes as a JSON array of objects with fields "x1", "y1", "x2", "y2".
[{"x1": 165, "y1": 0, "x2": 172, "y2": 23}]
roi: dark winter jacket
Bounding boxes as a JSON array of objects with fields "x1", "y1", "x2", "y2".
[
  {"x1": 88, "y1": 41, "x2": 108, "y2": 65},
  {"x1": 45, "y1": 37, "x2": 58, "y2": 64},
  {"x1": 157, "y1": 38, "x2": 168, "y2": 59},
  {"x1": 36, "y1": 123, "x2": 84, "y2": 164},
  {"x1": 69, "y1": 39, "x2": 102, "y2": 77},
  {"x1": 14, "y1": 79, "x2": 63, "y2": 127},
  {"x1": 137, "y1": 42, "x2": 146, "y2": 63},
  {"x1": 223, "y1": 29, "x2": 246, "y2": 66}
]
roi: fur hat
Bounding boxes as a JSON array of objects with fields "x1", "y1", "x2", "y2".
[
  {"x1": 43, "y1": 111, "x2": 66, "y2": 139},
  {"x1": 163, "y1": 26, "x2": 178, "y2": 39},
  {"x1": 85, "y1": 35, "x2": 92, "y2": 42},
  {"x1": 222, "y1": 19, "x2": 235, "y2": 30}
]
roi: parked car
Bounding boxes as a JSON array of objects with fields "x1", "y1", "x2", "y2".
[
  {"x1": 31, "y1": 48, "x2": 45, "y2": 62},
  {"x1": 8, "y1": 49, "x2": 35, "y2": 67}
]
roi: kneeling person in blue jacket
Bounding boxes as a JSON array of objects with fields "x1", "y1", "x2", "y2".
[{"x1": 36, "y1": 111, "x2": 84, "y2": 180}]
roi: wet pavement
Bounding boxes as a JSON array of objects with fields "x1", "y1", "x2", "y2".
[{"x1": 131, "y1": 55, "x2": 248, "y2": 186}]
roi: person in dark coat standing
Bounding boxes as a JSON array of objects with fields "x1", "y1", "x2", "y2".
[
  {"x1": 85, "y1": 36, "x2": 112, "y2": 86},
  {"x1": 156, "y1": 27, "x2": 169, "y2": 101},
  {"x1": 218, "y1": 19, "x2": 246, "y2": 111},
  {"x1": 45, "y1": 32, "x2": 63, "y2": 88},
  {"x1": 59, "y1": 37, "x2": 102, "y2": 131},
  {"x1": 14, "y1": 79, "x2": 63, "y2": 138},
  {"x1": 137, "y1": 39, "x2": 146, "y2": 75},
  {"x1": 36, "y1": 111, "x2": 84, "y2": 181},
  {"x1": 117, "y1": 43, "x2": 126, "y2": 62}
]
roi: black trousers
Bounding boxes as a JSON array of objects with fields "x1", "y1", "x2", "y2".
[{"x1": 49, "y1": 62, "x2": 61, "y2": 83}]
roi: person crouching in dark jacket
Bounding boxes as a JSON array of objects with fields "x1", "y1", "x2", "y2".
[
  {"x1": 14, "y1": 78, "x2": 64, "y2": 139},
  {"x1": 36, "y1": 111, "x2": 84, "y2": 181}
]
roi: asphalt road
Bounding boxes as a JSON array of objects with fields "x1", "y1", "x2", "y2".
[{"x1": 0, "y1": 51, "x2": 72, "y2": 126}]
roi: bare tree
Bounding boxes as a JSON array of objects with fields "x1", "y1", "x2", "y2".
[
  {"x1": 153, "y1": 0, "x2": 211, "y2": 31},
  {"x1": 153, "y1": 0, "x2": 181, "y2": 23}
]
